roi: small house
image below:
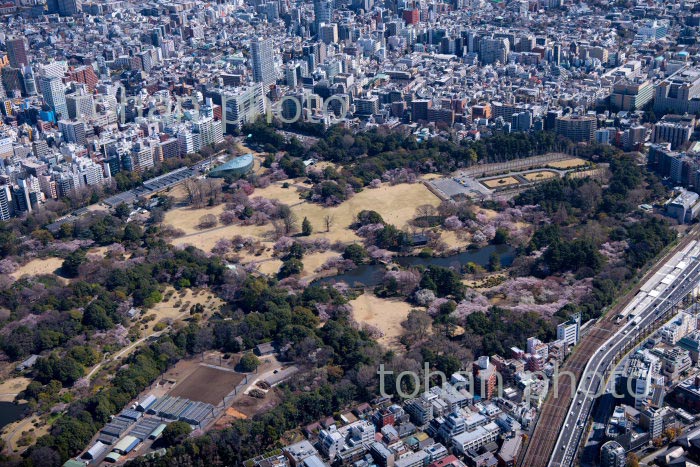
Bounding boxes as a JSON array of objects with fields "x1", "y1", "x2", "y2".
[
  {"x1": 16, "y1": 355, "x2": 39, "y2": 372},
  {"x1": 62, "y1": 460, "x2": 87, "y2": 467},
  {"x1": 254, "y1": 342, "x2": 276, "y2": 356}
]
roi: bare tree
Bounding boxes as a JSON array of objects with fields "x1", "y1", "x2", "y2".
[
  {"x1": 183, "y1": 179, "x2": 201, "y2": 207},
  {"x1": 276, "y1": 204, "x2": 298, "y2": 235},
  {"x1": 415, "y1": 204, "x2": 437, "y2": 219},
  {"x1": 271, "y1": 220, "x2": 287, "y2": 239},
  {"x1": 323, "y1": 214, "x2": 335, "y2": 232},
  {"x1": 195, "y1": 180, "x2": 207, "y2": 207},
  {"x1": 282, "y1": 212, "x2": 298, "y2": 235},
  {"x1": 206, "y1": 178, "x2": 221, "y2": 205}
]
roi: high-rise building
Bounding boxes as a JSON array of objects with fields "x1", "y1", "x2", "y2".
[
  {"x1": 639, "y1": 407, "x2": 664, "y2": 439},
  {"x1": 177, "y1": 130, "x2": 196, "y2": 156},
  {"x1": 81, "y1": 161, "x2": 105, "y2": 186},
  {"x1": 58, "y1": 120, "x2": 87, "y2": 145},
  {"x1": 0, "y1": 185, "x2": 12, "y2": 221},
  {"x1": 150, "y1": 28, "x2": 162, "y2": 47},
  {"x1": 13, "y1": 182, "x2": 32, "y2": 214},
  {"x1": 218, "y1": 84, "x2": 266, "y2": 133},
  {"x1": 355, "y1": 95, "x2": 379, "y2": 116},
  {"x1": 46, "y1": 0, "x2": 59, "y2": 14},
  {"x1": 479, "y1": 37, "x2": 510, "y2": 65},
  {"x1": 555, "y1": 115, "x2": 597, "y2": 143},
  {"x1": 124, "y1": 144, "x2": 154, "y2": 172},
  {"x1": 314, "y1": 0, "x2": 333, "y2": 31},
  {"x1": 621, "y1": 350, "x2": 661, "y2": 410},
  {"x1": 21, "y1": 66, "x2": 36, "y2": 96},
  {"x1": 518, "y1": 0, "x2": 528, "y2": 17},
  {"x1": 250, "y1": 37, "x2": 276, "y2": 86},
  {"x1": 599, "y1": 441, "x2": 625, "y2": 467},
  {"x1": 637, "y1": 19, "x2": 669, "y2": 42},
  {"x1": 37, "y1": 61, "x2": 67, "y2": 79},
  {"x1": 557, "y1": 314, "x2": 581, "y2": 347},
  {"x1": 552, "y1": 43, "x2": 561, "y2": 65},
  {"x1": 192, "y1": 115, "x2": 223, "y2": 147},
  {"x1": 38, "y1": 75, "x2": 68, "y2": 119},
  {"x1": 67, "y1": 65, "x2": 99, "y2": 91},
  {"x1": 66, "y1": 92, "x2": 95, "y2": 120},
  {"x1": 511, "y1": 111, "x2": 532, "y2": 132},
  {"x1": 57, "y1": 0, "x2": 81, "y2": 16},
  {"x1": 285, "y1": 63, "x2": 300, "y2": 88},
  {"x1": 654, "y1": 68, "x2": 700, "y2": 115},
  {"x1": 1, "y1": 67, "x2": 23, "y2": 97},
  {"x1": 319, "y1": 23, "x2": 339, "y2": 44},
  {"x1": 401, "y1": 8, "x2": 418, "y2": 25},
  {"x1": 610, "y1": 79, "x2": 654, "y2": 111},
  {"x1": 652, "y1": 115, "x2": 694, "y2": 150},
  {"x1": 6, "y1": 37, "x2": 29, "y2": 68}
]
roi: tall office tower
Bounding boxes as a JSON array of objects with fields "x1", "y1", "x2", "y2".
[
  {"x1": 6, "y1": 37, "x2": 29, "y2": 68},
  {"x1": 57, "y1": 0, "x2": 81, "y2": 16},
  {"x1": 38, "y1": 76, "x2": 68, "y2": 118},
  {"x1": 285, "y1": 63, "x2": 299, "y2": 87},
  {"x1": 314, "y1": 0, "x2": 333, "y2": 31},
  {"x1": 150, "y1": 28, "x2": 163, "y2": 47},
  {"x1": 552, "y1": 43, "x2": 561, "y2": 66},
  {"x1": 1, "y1": 67, "x2": 22, "y2": 97},
  {"x1": 0, "y1": 185, "x2": 11, "y2": 221},
  {"x1": 21, "y1": 66, "x2": 36, "y2": 96},
  {"x1": 251, "y1": 37, "x2": 276, "y2": 86},
  {"x1": 59, "y1": 120, "x2": 87, "y2": 145},
  {"x1": 319, "y1": 23, "x2": 338, "y2": 44},
  {"x1": 479, "y1": 37, "x2": 510, "y2": 65},
  {"x1": 66, "y1": 92, "x2": 95, "y2": 119},
  {"x1": 46, "y1": 0, "x2": 59, "y2": 14},
  {"x1": 518, "y1": 0, "x2": 528, "y2": 17}
]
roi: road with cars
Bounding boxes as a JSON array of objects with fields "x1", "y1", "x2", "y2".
[{"x1": 549, "y1": 250, "x2": 700, "y2": 466}]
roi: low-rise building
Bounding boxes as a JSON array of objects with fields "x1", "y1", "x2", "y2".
[{"x1": 451, "y1": 422, "x2": 500, "y2": 455}]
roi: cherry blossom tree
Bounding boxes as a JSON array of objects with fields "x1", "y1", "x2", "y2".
[
  {"x1": 384, "y1": 269, "x2": 421, "y2": 295},
  {"x1": 0, "y1": 259, "x2": 19, "y2": 274},
  {"x1": 444, "y1": 216, "x2": 463, "y2": 231},
  {"x1": 414, "y1": 288, "x2": 436, "y2": 306}
]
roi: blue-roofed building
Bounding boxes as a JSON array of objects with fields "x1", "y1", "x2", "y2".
[{"x1": 208, "y1": 154, "x2": 254, "y2": 178}]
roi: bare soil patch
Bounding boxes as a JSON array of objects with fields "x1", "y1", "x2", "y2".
[{"x1": 168, "y1": 365, "x2": 244, "y2": 405}]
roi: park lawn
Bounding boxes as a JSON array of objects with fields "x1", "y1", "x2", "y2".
[
  {"x1": 481, "y1": 176, "x2": 520, "y2": 189},
  {"x1": 547, "y1": 157, "x2": 589, "y2": 169},
  {"x1": 349, "y1": 293, "x2": 414, "y2": 348},
  {"x1": 165, "y1": 181, "x2": 440, "y2": 253},
  {"x1": 0, "y1": 377, "x2": 31, "y2": 402},
  {"x1": 522, "y1": 170, "x2": 558, "y2": 182},
  {"x1": 11, "y1": 257, "x2": 64, "y2": 279},
  {"x1": 140, "y1": 288, "x2": 224, "y2": 333}
]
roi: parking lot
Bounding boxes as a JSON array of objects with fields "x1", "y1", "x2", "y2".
[{"x1": 104, "y1": 167, "x2": 199, "y2": 207}]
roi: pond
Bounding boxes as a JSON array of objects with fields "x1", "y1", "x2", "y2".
[
  {"x1": 0, "y1": 401, "x2": 27, "y2": 430},
  {"x1": 315, "y1": 244, "x2": 515, "y2": 288}
]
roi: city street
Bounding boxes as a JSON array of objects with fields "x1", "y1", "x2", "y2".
[{"x1": 550, "y1": 250, "x2": 700, "y2": 466}]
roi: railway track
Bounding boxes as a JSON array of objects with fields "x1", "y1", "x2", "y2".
[{"x1": 519, "y1": 227, "x2": 700, "y2": 467}]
